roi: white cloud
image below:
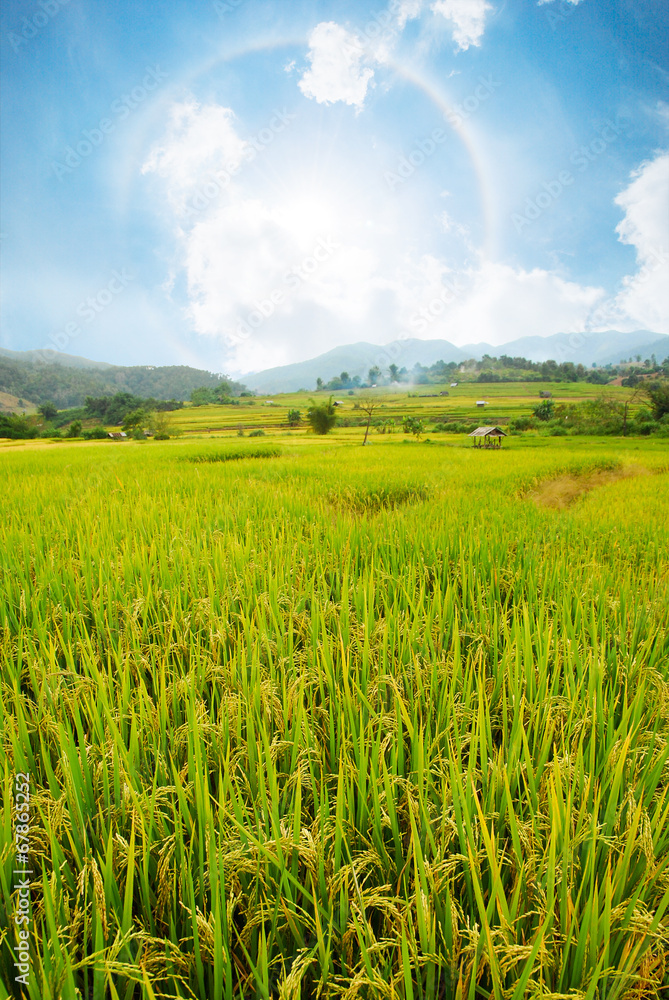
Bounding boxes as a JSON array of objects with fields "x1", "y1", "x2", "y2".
[
  {"x1": 615, "y1": 153, "x2": 669, "y2": 257},
  {"x1": 537, "y1": 0, "x2": 585, "y2": 6},
  {"x1": 611, "y1": 152, "x2": 669, "y2": 332},
  {"x1": 141, "y1": 100, "x2": 247, "y2": 214},
  {"x1": 181, "y1": 193, "x2": 383, "y2": 372},
  {"x1": 299, "y1": 22, "x2": 375, "y2": 110},
  {"x1": 144, "y1": 103, "x2": 668, "y2": 377},
  {"x1": 431, "y1": 0, "x2": 492, "y2": 51},
  {"x1": 396, "y1": 0, "x2": 424, "y2": 30},
  {"x1": 398, "y1": 255, "x2": 603, "y2": 344}
]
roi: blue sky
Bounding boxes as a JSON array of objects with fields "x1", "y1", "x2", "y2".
[{"x1": 1, "y1": 0, "x2": 667, "y2": 374}]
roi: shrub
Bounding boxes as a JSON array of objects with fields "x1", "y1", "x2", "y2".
[
  {"x1": 83, "y1": 426, "x2": 108, "y2": 440},
  {"x1": 563, "y1": 397, "x2": 624, "y2": 435},
  {"x1": 644, "y1": 379, "x2": 669, "y2": 419},
  {"x1": 0, "y1": 414, "x2": 39, "y2": 439},
  {"x1": 66, "y1": 420, "x2": 82, "y2": 438},
  {"x1": 533, "y1": 400, "x2": 554, "y2": 421},
  {"x1": 122, "y1": 409, "x2": 147, "y2": 434},
  {"x1": 249, "y1": 429, "x2": 265, "y2": 437},
  {"x1": 402, "y1": 416, "x2": 424, "y2": 438},
  {"x1": 307, "y1": 397, "x2": 337, "y2": 435},
  {"x1": 434, "y1": 420, "x2": 476, "y2": 434},
  {"x1": 510, "y1": 416, "x2": 536, "y2": 432},
  {"x1": 38, "y1": 402, "x2": 58, "y2": 421}
]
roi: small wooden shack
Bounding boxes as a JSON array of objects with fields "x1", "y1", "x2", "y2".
[{"x1": 469, "y1": 426, "x2": 507, "y2": 448}]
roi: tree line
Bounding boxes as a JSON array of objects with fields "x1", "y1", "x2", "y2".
[
  {"x1": 0, "y1": 357, "x2": 231, "y2": 409},
  {"x1": 314, "y1": 353, "x2": 669, "y2": 390}
]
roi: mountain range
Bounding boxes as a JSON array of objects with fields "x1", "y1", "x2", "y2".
[
  {"x1": 241, "y1": 331, "x2": 669, "y2": 393},
  {"x1": 0, "y1": 349, "x2": 224, "y2": 410},
  {"x1": 1, "y1": 329, "x2": 667, "y2": 404},
  {"x1": 0, "y1": 347, "x2": 115, "y2": 370}
]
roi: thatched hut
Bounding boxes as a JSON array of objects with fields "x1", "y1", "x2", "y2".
[{"x1": 469, "y1": 426, "x2": 506, "y2": 448}]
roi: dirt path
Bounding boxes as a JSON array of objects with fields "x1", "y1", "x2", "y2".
[{"x1": 529, "y1": 464, "x2": 649, "y2": 509}]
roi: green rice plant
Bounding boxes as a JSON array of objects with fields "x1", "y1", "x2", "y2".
[
  {"x1": 0, "y1": 437, "x2": 667, "y2": 998},
  {"x1": 185, "y1": 446, "x2": 281, "y2": 463},
  {"x1": 326, "y1": 483, "x2": 432, "y2": 514}
]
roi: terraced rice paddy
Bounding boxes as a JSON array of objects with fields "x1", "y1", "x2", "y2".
[
  {"x1": 1, "y1": 436, "x2": 668, "y2": 998},
  {"x1": 167, "y1": 381, "x2": 637, "y2": 437}
]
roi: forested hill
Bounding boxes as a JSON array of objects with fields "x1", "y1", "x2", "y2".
[{"x1": 0, "y1": 357, "x2": 227, "y2": 408}]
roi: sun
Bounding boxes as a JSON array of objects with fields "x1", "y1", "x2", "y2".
[{"x1": 274, "y1": 193, "x2": 342, "y2": 248}]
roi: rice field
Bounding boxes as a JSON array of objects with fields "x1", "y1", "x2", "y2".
[
  {"x1": 1, "y1": 435, "x2": 668, "y2": 999},
  {"x1": 169, "y1": 381, "x2": 637, "y2": 437}
]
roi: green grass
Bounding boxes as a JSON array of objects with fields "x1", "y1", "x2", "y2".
[
  {"x1": 0, "y1": 436, "x2": 668, "y2": 998},
  {"x1": 171, "y1": 381, "x2": 640, "y2": 437}
]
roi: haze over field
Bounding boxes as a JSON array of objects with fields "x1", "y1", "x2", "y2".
[{"x1": 1, "y1": 0, "x2": 667, "y2": 376}]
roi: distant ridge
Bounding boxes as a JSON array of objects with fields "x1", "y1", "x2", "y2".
[
  {"x1": 0, "y1": 347, "x2": 114, "y2": 370},
  {"x1": 0, "y1": 351, "x2": 226, "y2": 409},
  {"x1": 242, "y1": 330, "x2": 668, "y2": 393},
  {"x1": 242, "y1": 340, "x2": 470, "y2": 395},
  {"x1": 2, "y1": 330, "x2": 667, "y2": 400}
]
